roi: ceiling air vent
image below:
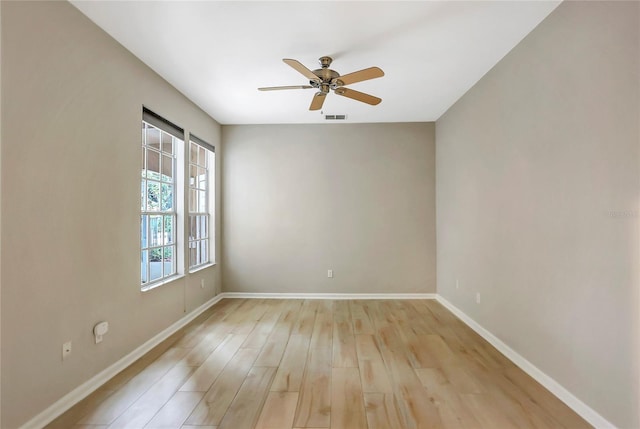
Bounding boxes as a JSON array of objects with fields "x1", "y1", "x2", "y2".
[{"x1": 325, "y1": 114, "x2": 347, "y2": 120}]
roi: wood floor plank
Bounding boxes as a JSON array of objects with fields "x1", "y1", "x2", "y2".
[
  {"x1": 293, "y1": 346, "x2": 331, "y2": 428},
  {"x1": 392, "y1": 371, "x2": 443, "y2": 429},
  {"x1": 105, "y1": 365, "x2": 195, "y2": 428},
  {"x1": 77, "y1": 347, "x2": 189, "y2": 425},
  {"x1": 349, "y1": 300, "x2": 375, "y2": 335},
  {"x1": 359, "y1": 358, "x2": 393, "y2": 393},
  {"x1": 461, "y1": 393, "x2": 522, "y2": 428},
  {"x1": 331, "y1": 367, "x2": 367, "y2": 429},
  {"x1": 406, "y1": 334, "x2": 439, "y2": 369},
  {"x1": 355, "y1": 335, "x2": 392, "y2": 393},
  {"x1": 415, "y1": 368, "x2": 482, "y2": 428},
  {"x1": 254, "y1": 301, "x2": 302, "y2": 367},
  {"x1": 332, "y1": 300, "x2": 358, "y2": 368},
  {"x1": 386, "y1": 301, "x2": 431, "y2": 337},
  {"x1": 255, "y1": 391, "x2": 299, "y2": 429},
  {"x1": 371, "y1": 301, "x2": 401, "y2": 331},
  {"x1": 439, "y1": 362, "x2": 485, "y2": 394},
  {"x1": 230, "y1": 299, "x2": 271, "y2": 335},
  {"x1": 354, "y1": 334, "x2": 384, "y2": 361},
  {"x1": 217, "y1": 366, "x2": 277, "y2": 429},
  {"x1": 184, "y1": 347, "x2": 261, "y2": 426},
  {"x1": 402, "y1": 300, "x2": 438, "y2": 335},
  {"x1": 172, "y1": 299, "x2": 243, "y2": 349},
  {"x1": 387, "y1": 302, "x2": 440, "y2": 369},
  {"x1": 292, "y1": 299, "x2": 318, "y2": 336},
  {"x1": 364, "y1": 393, "x2": 403, "y2": 429},
  {"x1": 242, "y1": 300, "x2": 284, "y2": 349},
  {"x1": 421, "y1": 334, "x2": 459, "y2": 367},
  {"x1": 279, "y1": 299, "x2": 304, "y2": 330},
  {"x1": 144, "y1": 391, "x2": 204, "y2": 429},
  {"x1": 374, "y1": 326, "x2": 443, "y2": 429},
  {"x1": 374, "y1": 324, "x2": 412, "y2": 368},
  {"x1": 179, "y1": 334, "x2": 247, "y2": 392},
  {"x1": 254, "y1": 333, "x2": 289, "y2": 367},
  {"x1": 270, "y1": 334, "x2": 310, "y2": 392},
  {"x1": 177, "y1": 328, "x2": 230, "y2": 367},
  {"x1": 309, "y1": 300, "x2": 333, "y2": 349}
]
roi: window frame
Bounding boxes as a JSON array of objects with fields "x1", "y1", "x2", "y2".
[
  {"x1": 188, "y1": 135, "x2": 215, "y2": 271},
  {"x1": 140, "y1": 109, "x2": 185, "y2": 290}
]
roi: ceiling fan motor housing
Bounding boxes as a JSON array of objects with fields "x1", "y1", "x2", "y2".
[
  {"x1": 311, "y1": 68, "x2": 339, "y2": 84},
  {"x1": 309, "y1": 56, "x2": 341, "y2": 90}
]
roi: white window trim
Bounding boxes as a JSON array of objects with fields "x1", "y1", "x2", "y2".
[
  {"x1": 140, "y1": 115, "x2": 185, "y2": 291},
  {"x1": 188, "y1": 137, "x2": 215, "y2": 271}
]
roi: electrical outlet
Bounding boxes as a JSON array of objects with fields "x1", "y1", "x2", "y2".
[
  {"x1": 327, "y1": 269, "x2": 333, "y2": 278},
  {"x1": 476, "y1": 293, "x2": 481, "y2": 304},
  {"x1": 200, "y1": 279, "x2": 205, "y2": 289},
  {"x1": 62, "y1": 341, "x2": 72, "y2": 360}
]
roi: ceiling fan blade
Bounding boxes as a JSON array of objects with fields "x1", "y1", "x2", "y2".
[
  {"x1": 283, "y1": 59, "x2": 319, "y2": 81},
  {"x1": 258, "y1": 85, "x2": 313, "y2": 91},
  {"x1": 309, "y1": 92, "x2": 327, "y2": 111},
  {"x1": 334, "y1": 87, "x2": 381, "y2": 106},
  {"x1": 335, "y1": 67, "x2": 384, "y2": 86}
]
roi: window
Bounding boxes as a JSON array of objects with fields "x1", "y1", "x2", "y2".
[
  {"x1": 188, "y1": 135, "x2": 215, "y2": 269},
  {"x1": 140, "y1": 109, "x2": 184, "y2": 288}
]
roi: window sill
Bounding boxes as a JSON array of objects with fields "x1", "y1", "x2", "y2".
[
  {"x1": 189, "y1": 262, "x2": 216, "y2": 274},
  {"x1": 141, "y1": 274, "x2": 185, "y2": 293}
]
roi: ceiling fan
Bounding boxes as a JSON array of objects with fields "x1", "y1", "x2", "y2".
[{"x1": 258, "y1": 56, "x2": 384, "y2": 111}]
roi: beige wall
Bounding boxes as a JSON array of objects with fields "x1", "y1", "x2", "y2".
[
  {"x1": 222, "y1": 123, "x2": 436, "y2": 294},
  {"x1": 1, "y1": 2, "x2": 221, "y2": 427},
  {"x1": 436, "y1": 1, "x2": 639, "y2": 427},
  {"x1": 0, "y1": 3, "x2": 3, "y2": 425}
]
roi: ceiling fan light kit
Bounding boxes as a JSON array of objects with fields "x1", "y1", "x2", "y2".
[{"x1": 258, "y1": 56, "x2": 384, "y2": 111}]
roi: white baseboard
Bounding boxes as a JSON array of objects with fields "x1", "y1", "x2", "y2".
[
  {"x1": 435, "y1": 295, "x2": 616, "y2": 429},
  {"x1": 20, "y1": 294, "x2": 225, "y2": 429},
  {"x1": 220, "y1": 292, "x2": 437, "y2": 300}
]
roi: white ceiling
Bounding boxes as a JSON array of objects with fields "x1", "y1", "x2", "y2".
[{"x1": 71, "y1": 1, "x2": 560, "y2": 125}]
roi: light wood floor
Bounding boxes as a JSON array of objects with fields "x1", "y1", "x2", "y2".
[{"x1": 47, "y1": 298, "x2": 592, "y2": 429}]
